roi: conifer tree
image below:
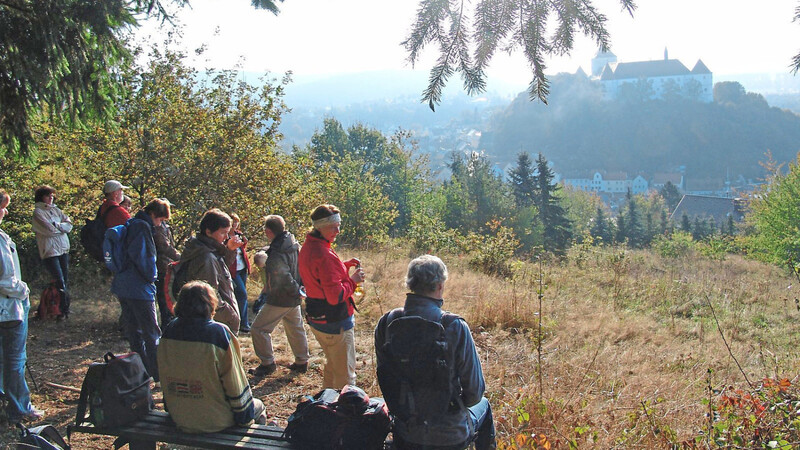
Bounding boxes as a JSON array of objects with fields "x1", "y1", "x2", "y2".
[
  {"x1": 531, "y1": 153, "x2": 572, "y2": 254},
  {"x1": 623, "y1": 190, "x2": 645, "y2": 247},
  {"x1": 508, "y1": 152, "x2": 535, "y2": 208},
  {"x1": 615, "y1": 215, "x2": 626, "y2": 244},
  {"x1": 590, "y1": 207, "x2": 612, "y2": 245},
  {"x1": 681, "y1": 212, "x2": 692, "y2": 233}
]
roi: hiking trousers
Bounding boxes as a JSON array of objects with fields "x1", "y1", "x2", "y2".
[
  {"x1": 251, "y1": 304, "x2": 309, "y2": 366},
  {"x1": 0, "y1": 300, "x2": 34, "y2": 421},
  {"x1": 41, "y1": 253, "x2": 69, "y2": 316},
  {"x1": 118, "y1": 297, "x2": 161, "y2": 382},
  {"x1": 309, "y1": 326, "x2": 355, "y2": 389}
]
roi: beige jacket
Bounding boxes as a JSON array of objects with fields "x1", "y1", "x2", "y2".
[{"x1": 32, "y1": 202, "x2": 72, "y2": 259}]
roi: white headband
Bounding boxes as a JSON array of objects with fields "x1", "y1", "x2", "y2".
[{"x1": 313, "y1": 213, "x2": 341, "y2": 229}]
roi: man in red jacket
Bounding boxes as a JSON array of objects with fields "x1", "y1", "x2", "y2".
[{"x1": 100, "y1": 180, "x2": 131, "y2": 228}]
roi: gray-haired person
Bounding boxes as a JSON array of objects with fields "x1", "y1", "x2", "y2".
[{"x1": 375, "y1": 255, "x2": 495, "y2": 449}]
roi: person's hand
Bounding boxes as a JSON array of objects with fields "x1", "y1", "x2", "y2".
[
  {"x1": 344, "y1": 257, "x2": 361, "y2": 269},
  {"x1": 226, "y1": 235, "x2": 242, "y2": 250},
  {"x1": 350, "y1": 266, "x2": 365, "y2": 284}
]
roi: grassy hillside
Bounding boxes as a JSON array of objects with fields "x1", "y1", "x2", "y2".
[{"x1": 2, "y1": 243, "x2": 798, "y2": 448}]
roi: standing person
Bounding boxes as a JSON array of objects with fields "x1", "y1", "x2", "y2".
[
  {"x1": 227, "y1": 214, "x2": 251, "y2": 333},
  {"x1": 31, "y1": 185, "x2": 73, "y2": 319},
  {"x1": 375, "y1": 255, "x2": 495, "y2": 450},
  {"x1": 111, "y1": 198, "x2": 172, "y2": 384},
  {"x1": 248, "y1": 215, "x2": 310, "y2": 376},
  {"x1": 153, "y1": 199, "x2": 180, "y2": 326},
  {"x1": 298, "y1": 204, "x2": 364, "y2": 389},
  {"x1": 158, "y1": 281, "x2": 266, "y2": 433},
  {"x1": 100, "y1": 180, "x2": 131, "y2": 228},
  {"x1": 0, "y1": 189, "x2": 45, "y2": 423},
  {"x1": 179, "y1": 208, "x2": 240, "y2": 334}
]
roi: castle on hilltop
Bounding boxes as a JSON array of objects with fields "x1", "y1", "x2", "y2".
[{"x1": 583, "y1": 48, "x2": 713, "y2": 102}]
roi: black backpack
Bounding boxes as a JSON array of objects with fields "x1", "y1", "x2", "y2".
[
  {"x1": 283, "y1": 385, "x2": 391, "y2": 449},
  {"x1": 376, "y1": 309, "x2": 462, "y2": 427},
  {"x1": 80, "y1": 205, "x2": 117, "y2": 262},
  {"x1": 74, "y1": 352, "x2": 153, "y2": 428},
  {"x1": 15, "y1": 423, "x2": 70, "y2": 450}
]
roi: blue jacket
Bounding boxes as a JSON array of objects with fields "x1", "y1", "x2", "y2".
[
  {"x1": 374, "y1": 293, "x2": 486, "y2": 446},
  {"x1": 111, "y1": 211, "x2": 157, "y2": 301}
]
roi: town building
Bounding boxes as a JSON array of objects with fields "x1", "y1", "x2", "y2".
[{"x1": 588, "y1": 49, "x2": 713, "y2": 102}]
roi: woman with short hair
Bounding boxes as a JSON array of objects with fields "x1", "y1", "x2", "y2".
[
  {"x1": 298, "y1": 204, "x2": 365, "y2": 389},
  {"x1": 158, "y1": 280, "x2": 266, "y2": 433},
  {"x1": 178, "y1": 208, "x2": 240, "y2": 334},
  {"x1": 31, "y1": 185, "x2": 73, "y2": 318}
]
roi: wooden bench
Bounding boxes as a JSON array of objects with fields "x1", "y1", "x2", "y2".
[{"x1": 68, "y1": 410, "x2": 295, "y2": 449}]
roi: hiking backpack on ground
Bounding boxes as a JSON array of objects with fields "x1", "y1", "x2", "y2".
[
  {"x1": 103, "y1": 223, "x2": 128, "y2": 273},
  {"x1": 283, "y1": 385, "x2": 391, "y2": 449},
  {"x1": 16, "y1": 423, "x2": 70, "y2": 450},
  {"x1": 162, "y1": 260, "x2": 187, "y2": 314},
  {"x1": 75, "y1": 352, "x2": 153, "y2": 428},
  {"x1": 376, "y1": 309, "x2": 462, "y2": 426},
  {"x1": 80, "y1": 205, "x2": 117, "y2": 262},
  {"x1": 35, "y1": 283, "x2": 61, "y2": 320}
]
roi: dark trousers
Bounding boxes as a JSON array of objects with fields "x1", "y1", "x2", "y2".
[
  {"x1": 42, "y1": 253, "x2": 70, "y2": 315},
  {"x1": 233, "y1": 269, "x2": 248, "y2": 330},
  {"x1": 394, "y1": 398, "x2": 496, "y2": 450},
  {"x1": 118, "y1": 298, "x2": 161, "y2": 382}
]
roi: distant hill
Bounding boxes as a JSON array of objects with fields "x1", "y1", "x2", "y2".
[
  {"x1": 275, "y1": 70, "x2": 519, "y2": 149},
  {"x1": 479, "y1": 73, "x2": 800, "y2": 186}
]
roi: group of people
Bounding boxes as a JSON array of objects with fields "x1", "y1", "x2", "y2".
[{"x1": 0, "y1": 180, "x2": 495, "y2": 449}]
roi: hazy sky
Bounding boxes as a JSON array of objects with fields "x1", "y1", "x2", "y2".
[{"x1": 137, "y1": 0, "x2": 800, "y2": 88}]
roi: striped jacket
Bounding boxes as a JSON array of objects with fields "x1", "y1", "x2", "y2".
[{"x1": 157, "y1": 317, "x2": 257, "y2": 433}]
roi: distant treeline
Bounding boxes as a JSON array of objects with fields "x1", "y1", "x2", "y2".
[{"x1": 480, "y1": 74, "x2": 800, "y2": 184}]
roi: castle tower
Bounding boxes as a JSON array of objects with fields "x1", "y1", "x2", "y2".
[{"x1": 591, "y1": 48, "x2": 617, "y2": 77}]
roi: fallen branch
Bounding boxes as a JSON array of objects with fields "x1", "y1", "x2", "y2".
[{"x1": 45, "y1": 381, "x2": 80, "y2": 393}]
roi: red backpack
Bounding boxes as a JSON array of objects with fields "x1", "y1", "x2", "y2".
[
  {"x1": 37, "y1": 283, "x2": 62, "y2": 320},
  {"x1": 162, "y1": 260, "x2": 186, "y2": 314}
]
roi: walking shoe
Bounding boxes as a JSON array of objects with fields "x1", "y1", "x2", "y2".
[
  {"x1": 21, "y1": 408, "x2": 45, "y2": 422},
  {"x1": 248, "y1": 363, "x2": 277, "y2": 376},
  {"x1": 288, "y1": 362, "x2": 308, "y2": 373}
]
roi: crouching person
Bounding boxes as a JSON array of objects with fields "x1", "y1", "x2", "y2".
[
  {"x1": 157, "y1": 281, "x2": 266, "y2": 433},
  {"x1": 375, "y1": 255, "x2": 495, "y2": 450}
]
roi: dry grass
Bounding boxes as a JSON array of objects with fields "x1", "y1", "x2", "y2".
[{"x1": 2, "y1": 245, "x2": 798, "y2": 448}]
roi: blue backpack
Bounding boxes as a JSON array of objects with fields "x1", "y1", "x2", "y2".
[{"x1": 103, "y1": 223, "x2": 128, "y2": 273}]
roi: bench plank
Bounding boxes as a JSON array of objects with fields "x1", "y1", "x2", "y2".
[{"x1": 70, "y1": 410, "x2": 295, "y2": 449}]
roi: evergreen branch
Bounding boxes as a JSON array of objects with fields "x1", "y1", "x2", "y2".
[
  {"x1": 550, "y1": 0, "x2": 576, "y2": 56},
  {"x1": 250, "y1": 0, "x2": 283, "y2": 16},
  {"x1": 0, "y1": 0, "x2": 32, "y2": 14},
  {"x1": 521, "y1": 0, "x2": 550, "y2": 103},
  {"x1": 574, "y1": 0, "x2": 610, "y2": 50},
  {"x1": 472, "y1": 0, "x2": 516, "y2": 72},
  {"x1": 403, "y1": 0, "x2": 450, "y2": 66}
]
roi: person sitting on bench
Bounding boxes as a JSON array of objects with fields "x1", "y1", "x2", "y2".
[
  {"x1": 375, "y1": 255, "x2": 496, "y2": 449},
  {"x1": 157, "y1": 280, "x2": 266, "y2": 433}
]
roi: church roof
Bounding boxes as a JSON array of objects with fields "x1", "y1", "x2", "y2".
[
  {"x1": 692, "y1": 59, "x2": 711, "y2": 74},
  {"x1": 602, "y1": 59, "x2": 691, "y2": 80},
  {"x1": 599, "y1": 63, "x2": 616, "y2": 80},
  {"x1": 594, "y1": 48, "x2": 617, "y2": 58},
  {"x1": 670, "y1": 195, "x2": 747, "y2": 224}
]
